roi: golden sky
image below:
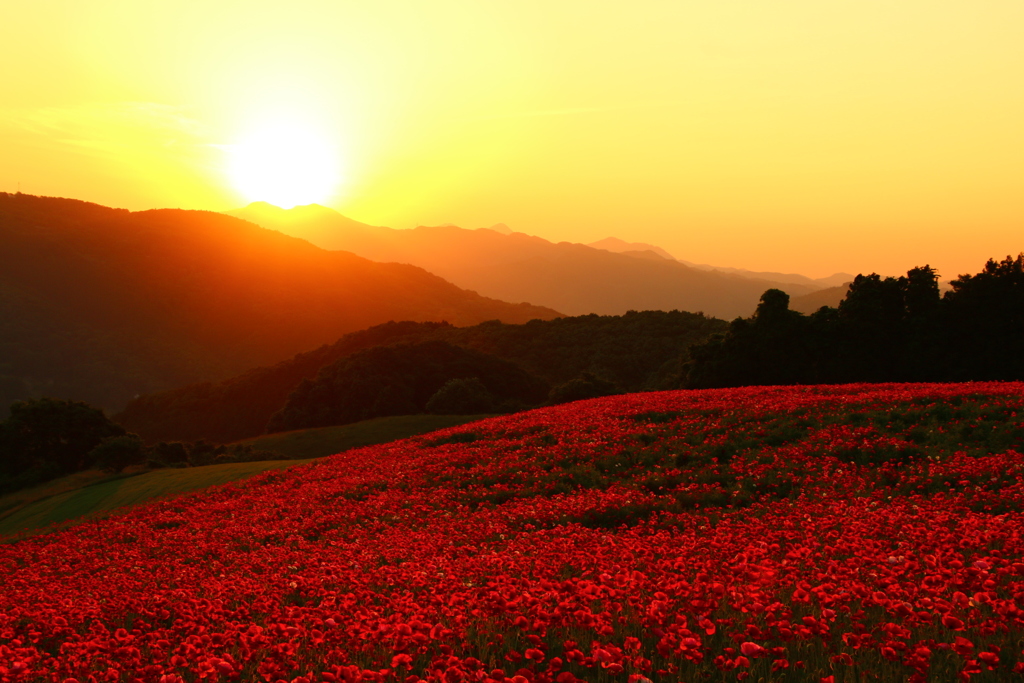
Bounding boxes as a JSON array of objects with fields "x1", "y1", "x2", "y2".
[{"x1": 2, "y1": 1, "x2": 1022, "y2": 280}]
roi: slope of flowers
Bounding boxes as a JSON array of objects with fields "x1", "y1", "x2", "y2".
[{"x1": 2, "y1": 383, "x2": 1024, "y2": 683}]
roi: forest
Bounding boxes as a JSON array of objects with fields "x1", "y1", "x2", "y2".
[
  {"x1": 685, "y1": 254, "x2": 1024, "y2": 388},
  {"x1": 0, "y1": 398, "x2": 287, "y2": 495},
  {"x1": 115, "y1": 310, "x2": 726, "y2": 443}
]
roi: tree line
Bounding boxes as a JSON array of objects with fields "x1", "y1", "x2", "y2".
[
  {"x1": 0, "y1": 397, "x2": 286, "y2": 495},
  {"x1": 684, "y1": 255, "x2": 1024, "y2": 388}
]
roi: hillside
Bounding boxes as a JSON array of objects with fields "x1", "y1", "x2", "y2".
[
  {"x1": 0, "y1": 193, "x2": 559, "y2": 413},
  {"x1": 264, "y1": 340, "x2": 548, "y2": 432},
  {"x1": 0, "y1": 414, "x2": 486, "y2": 536},
  {"x1": 0, "y1": 459, "x2": 314, "y2": 538},
  {"x1": 234, "y1": 414, "x2": 490, "y2": 460},
  {"x1": 3, "y1": 382, "x2": 1023, "y2": 681},
  {"x1": 228, "y1": 202, "x2": 823, "y2": 319},
  {"x1": 115, "y1": 311, "x2": 726, "y2": 443}
]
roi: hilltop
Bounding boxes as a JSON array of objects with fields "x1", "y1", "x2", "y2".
[
  {"x1": 2, "y1": 382, "x2": 1023, "y2": 681},
  {"x1": 0, "y1": 193, "x2": 559, "y2": 413}
]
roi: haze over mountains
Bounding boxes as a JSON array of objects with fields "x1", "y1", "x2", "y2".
[
  {"x1": 228, "y1": 203, "x2": 849, "y2": 320},
  {"x1": 1, "y1": 192, "x2": 857, "y2": 416},
  {"x1": 0, "y1": 193, "x2": 558, "y2": 412},
  {"x1": 587, "y1": 236, "x2": 852, "y2": 289}
]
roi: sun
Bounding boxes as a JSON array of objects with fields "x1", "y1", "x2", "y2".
[{"x1": 227, "y1": 118, "x2": 341, "y2": 208}]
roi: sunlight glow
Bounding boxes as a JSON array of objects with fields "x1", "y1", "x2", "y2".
[{"x1": 227, "y1": 119, "x2": 341, "y2": 208}]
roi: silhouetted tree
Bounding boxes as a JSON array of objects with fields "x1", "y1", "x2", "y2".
[
  {"x1": 835, "y1": 274, "x2": 907, "y2": 381},
  {"x1": 749, "y1": 289, "x2": 812, "y2": 384},
  {"x1": 686, "y1": 289, "x2": 812, "y2": 388},
  {"x1": 682, "y1": 262, "x2": 999, "y2": 388},
  {"x1": 900, "y1": 265, "x2": 944, "y2": 380},
  {"x1": 944, "y1": 254, "x2": 1024, "y2": 380}
]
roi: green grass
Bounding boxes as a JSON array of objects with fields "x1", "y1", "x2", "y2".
[
  {"x1": 0, "y1": 459, "x2": 314, "y2": 539},
  {"x1": 0, "y1": 468, "x2": 128, "y2": 519},
  {"x1": 234, "y1": 413, "x2": 492, "y2": 459},
  {"x1": 0, "y1": 414, "x2": 491, "y2": 540}
]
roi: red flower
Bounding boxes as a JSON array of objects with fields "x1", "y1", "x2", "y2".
[
  {"x1": 952, "y1": 637, "x2": 974, "y2": 656},
  {"x1": 978, "y1": 651, "x2": 1000, "y2": 666},
  {"x1": 942, "y1": 615, "x2": 965, "y2": 631},
  {"x1": 739, "y1": 642, "x2": 763, "y2": 658}
]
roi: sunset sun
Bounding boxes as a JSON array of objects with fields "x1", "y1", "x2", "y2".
[{"x1": 227, "y1": 118, "x2": 341, "y2": 208}]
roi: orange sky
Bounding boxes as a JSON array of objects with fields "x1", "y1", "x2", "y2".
[{"x1": 2, "y1": 1, "x2": 1022, "y2": 280}]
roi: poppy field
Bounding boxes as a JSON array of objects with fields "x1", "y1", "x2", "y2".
[{"x1": 2, "y1": 382, "x2": 1024, "y2": 683}]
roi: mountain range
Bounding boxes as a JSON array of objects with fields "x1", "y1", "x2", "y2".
[
  {"x1": 587, "y1": 236, "x2": 852, "y2": 289},
  {"x1": 0, "y1": 193, "x2": 558, "y2": 412},
  {"x1": 1, "y1": 193, "x2": 856, "y2": 415},
  {"x1": 228, "y1": 203, "x2": 849, "y2": 320}
]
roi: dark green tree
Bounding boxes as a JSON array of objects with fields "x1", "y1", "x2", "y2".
[
  {"x1": 151, "y1": 441, "x2": 190, "y2": 466},
  {"x1": 547, "y1": 372, "x2": 618, "y2": 405},
  {"x1": 426, "y1": 377, "x2": 495, "y2": 414},
  {"x1": 90, "y1": 434, "x2": 145, "y2": 473},
  {"x1": 1, "y1": 397, "x2": 125, "y2": 477},
  {"x1": 267, "y1": 341, "x2": 548, "y2": 432},
  {"x1": 0, "y1": 397, "x2": 126, "y2": 492}
]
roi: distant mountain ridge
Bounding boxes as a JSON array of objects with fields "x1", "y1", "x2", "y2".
[
  {"x1": 486, "y1": 223, "x2": 513, "y2": 235},
  {"x1": 678, "y1": 261, "x2": 853, "y2": 289},
  {"x1": 587, "y1": 236, "x2": 852, "y2": 289},
  {"x1": 587, "y1": 236, "x2": 678, "y2": 262},
  {"x1": 227, "y1": 203, "x2": 830, "y2": 319},
  {"x1": 0, "y1": 193, "x2": 559, "y2": 413}
]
